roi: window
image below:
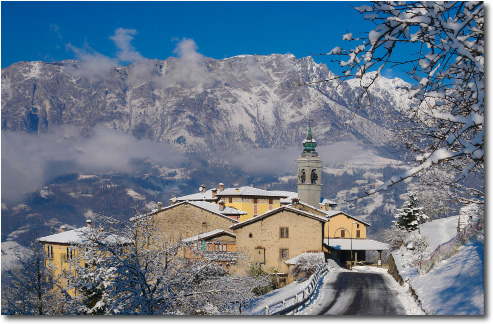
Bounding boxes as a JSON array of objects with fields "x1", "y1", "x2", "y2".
[
  {"x1": 215, "y1": 244, "x2": 227, "y2": 252},
  {"x1": 229, "y1": 197, "x2": 233, "y2": 203},
  {"x1": 340, "y1": 230, "x2": 345, "y2": 238},
  {"x1": 280, "y1": 227, "x2": 289, "y2": 238},
  {"x1": 356, "y1": 230, "x2": 361, "y2": 238},
  {"x1": 249, "y1": 233, "x2": 253, "y2": 238},
  {"x1": 253, "y1": 204, "x2": 258, "y2": 216},
  {"x1": 253, "y1": 198, "x2": 258, "y2": 204},
  {"x1": 46, "y1": 245, "x2": 53, "y2": 259},
  {"x1": 280, "y1": 248, "x2": 289, "y2": 259},
  {"x1": 269, "y1": 199, "x2": 273, "y2": 210},
  {"x1": 66, "y1": 247, "x2": 74, "y2": 260}
]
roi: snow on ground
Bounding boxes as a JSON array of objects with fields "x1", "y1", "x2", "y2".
[
  {"x1": 419, "y1": 215, "x2": 459, "y2": 252},
  {"x1": 126, "y1": 188, "x2": 146, "y2": 201},
  {"x1": 411, "y1": 241, "x2": 484, "y2": 315},
  {"x1": 242, "y1": 274, "x2": 315, "y2": 315},
  {"x1": 393, "y1": 215, "x2": 484, "y2": 315},
  {"x1": 1, "y1": 241, "x2": 30, "y2": 270}
]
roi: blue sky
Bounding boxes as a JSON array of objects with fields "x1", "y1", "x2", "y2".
[{"x1": 1, "y1": 1, "x2": 408, "y2": 80}]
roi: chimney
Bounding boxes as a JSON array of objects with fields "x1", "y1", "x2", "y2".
[
  {"x1": 291, "y1": 198, "x2": 300, "y2": 205},
  {"x1": 86, "y1": 220, "x2": 92, "y2": 228},
  {"x1": 212, "y1": 189, "x2": 218, "y2": 198},
  {"x1": 235, "y1": 188, "x2": 240, "y2": 193},
  {"x1": 218, "y1": 200, "x2": 225, "y2": 211},
  {"x1": 218, "y1": 183, "x2": 224, "y2": 192},
  {"x1": 157, "y1": 202, "x2": 162, "y2": 211},
  {"x1": 200, "y1": 185, "x2": 206, "y2": 193},
  {"x1": 170, "y1": 197, "x2": 177, "y2": 205},
  {"x1": 60, "y1": 225, "x2": 66, "y2": 233}
]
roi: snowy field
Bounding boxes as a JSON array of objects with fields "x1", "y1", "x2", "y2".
[{"x1": 393, "y1": 215, "x2": 484, "y2": 315}]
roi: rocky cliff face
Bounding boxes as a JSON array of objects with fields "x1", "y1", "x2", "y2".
[{"x1": 2, "y1": 54, "x2": 410, "y2": 157}]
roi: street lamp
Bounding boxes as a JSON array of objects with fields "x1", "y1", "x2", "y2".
[{"x1": 350, "y1": 222, "x2": 357, "y2": 270}]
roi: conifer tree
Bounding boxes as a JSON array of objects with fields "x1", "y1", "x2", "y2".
[{"x1": 394, "y1": 192, "x2": 429, "y2": 232}]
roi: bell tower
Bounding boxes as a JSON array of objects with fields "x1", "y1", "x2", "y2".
[{"x1": 297, "y1": 124, "x2": 322, "y2": 208}]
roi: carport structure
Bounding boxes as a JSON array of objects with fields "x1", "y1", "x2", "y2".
[{"x1": 324, "y1": 238, "x2": 389, "y2": 267}]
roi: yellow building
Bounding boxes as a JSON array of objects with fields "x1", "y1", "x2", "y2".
[
  {"x1": 230, "y1": 205, "x2": 327, "y2": 286},
  {"x1": 217, "y1": 186, "x2": 288, "y2": 222},
  {"x1": 171, "y1": 184, "x2": 289, "y2": 222},
  {"x1": 38, "y1": 220, "x2": 130, "y2": 297}
]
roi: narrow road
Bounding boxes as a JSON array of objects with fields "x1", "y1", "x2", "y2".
[{"x1": 314, "y1": 271, "x2": 406, "y2": 315}]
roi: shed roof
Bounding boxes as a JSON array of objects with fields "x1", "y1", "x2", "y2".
[
  {"x1": 182, "y1": 229, "x2": 236, "y2": 243},
  {"x1": 324, "y1": 238, "x2": 389, "y2": 251}
]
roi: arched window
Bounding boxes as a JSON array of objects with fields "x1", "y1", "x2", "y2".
[{"x1": 311, "y1": 169, "x2": 318, "y2": 184}]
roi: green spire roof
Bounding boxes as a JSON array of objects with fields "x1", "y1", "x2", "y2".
[{"x1": 302, "y1": 125, "x2": 317, "y2": 154}]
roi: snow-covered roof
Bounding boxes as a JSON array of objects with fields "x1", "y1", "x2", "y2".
[
  {"x1": 131, "y1": 201, "x2": 241, "y2": 223},
  {"x1": 284, "y1": 252, "x2": 325, "y2": 265},
  {"x1": 174, "y1": 189, "x2": 218, "y2": 202},
  {"x1": 188, "y1": 200, "x2": 246, "y2": 216},
  {"x1": 38, "y1": 227, "x2": 131, "y2": 245},
  {"x1": 230, "y1": 206, "x2": 327, "y2": 230},
  {"x1": 324, "y1": 238, "x2": 389, "y2": 251},
  {"x1": 270, "y1": 190, "x2": 297, "y2": 204},
  {"x1": 217, "y1": 186, "x2": 289, "y2": 198},
  {"x1": 321, "y1": 198, "x2": 337, "y2": 205},
  {"x1": 324, "y1": 210, "x2": 371, "y2": 227},
  {"x1": 182, "y1": 229, "x2": 236, "y2": 243}
]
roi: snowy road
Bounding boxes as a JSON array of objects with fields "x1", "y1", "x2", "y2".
[
  {"x1": 313, "y1": 271, "x2": 405, "y2": 315},
  {"x1": 299, "y1": 266, "x2": 424, "y2": 315}
]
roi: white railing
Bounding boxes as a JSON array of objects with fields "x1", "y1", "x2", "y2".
[{"x1": 264, "y1": 263, "x2": 327, "y2": 315}]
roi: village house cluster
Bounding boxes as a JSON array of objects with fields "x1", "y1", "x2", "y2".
[{"x1": 39, "y1": 127, "x2": 389, "y2": 291}]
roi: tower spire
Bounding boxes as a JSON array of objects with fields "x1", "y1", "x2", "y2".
[{"x1": 302, "y1": 119, "x2": 317, "y2": 156}]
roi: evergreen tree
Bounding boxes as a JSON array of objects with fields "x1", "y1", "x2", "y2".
[{"x1": 394, "y1": 192, "x2": 429, "y2": 232}]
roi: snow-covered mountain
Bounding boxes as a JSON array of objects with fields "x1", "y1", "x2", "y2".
[
  {"x1": 1, "y1": 54, "x2": 411, "y2": 156},
  {"x1": 1, "y1": 54, "x2": 414, "y2": 247}
]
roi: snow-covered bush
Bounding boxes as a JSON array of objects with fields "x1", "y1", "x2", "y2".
[
  {"x1": 288, "y1": 252, "x2": 324, "y2": 279},
  {"x1": 404, "y1": 233, "x2": 430, "y2": 264},
  {"x1": 382, "y1": 225, "x2": 407, "y2": 250}
]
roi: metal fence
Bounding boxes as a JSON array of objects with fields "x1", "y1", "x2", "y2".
[
  {"x1": 263, "y1": 263, "x2": 327, "y2": 315},
  {"x1": 418, "y1": 220, "x2": 483, "y2": 274}
]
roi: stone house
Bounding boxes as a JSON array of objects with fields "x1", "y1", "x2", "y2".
[{"x1": 230, "y1": 205, "x2": 327, "y2": 286}]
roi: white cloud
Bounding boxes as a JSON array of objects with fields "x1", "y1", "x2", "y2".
[
  {"x1": 1, "y1": 126, "x2": 185, "y2": 203},
  {"x1": 66, "y1": 42, "x2": 118, "y2": 79},
  {"x1": 162, "y1": 38, "x2": 216, "y2": 87},
  {"x1": 109, "y1": 28, "x2": 144, "y2": 63}
]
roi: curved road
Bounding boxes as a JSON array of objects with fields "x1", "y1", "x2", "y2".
[{"x1": 313, "y1": 271, "x2": 406, "y2": 315}]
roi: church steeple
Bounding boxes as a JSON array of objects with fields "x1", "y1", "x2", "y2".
[
  {"x1": 302, "y1": 124, "x2": 318, "y2": 156},
  {"x1": 296, "y1": 122, "x2": 323, "y2": 208}
]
